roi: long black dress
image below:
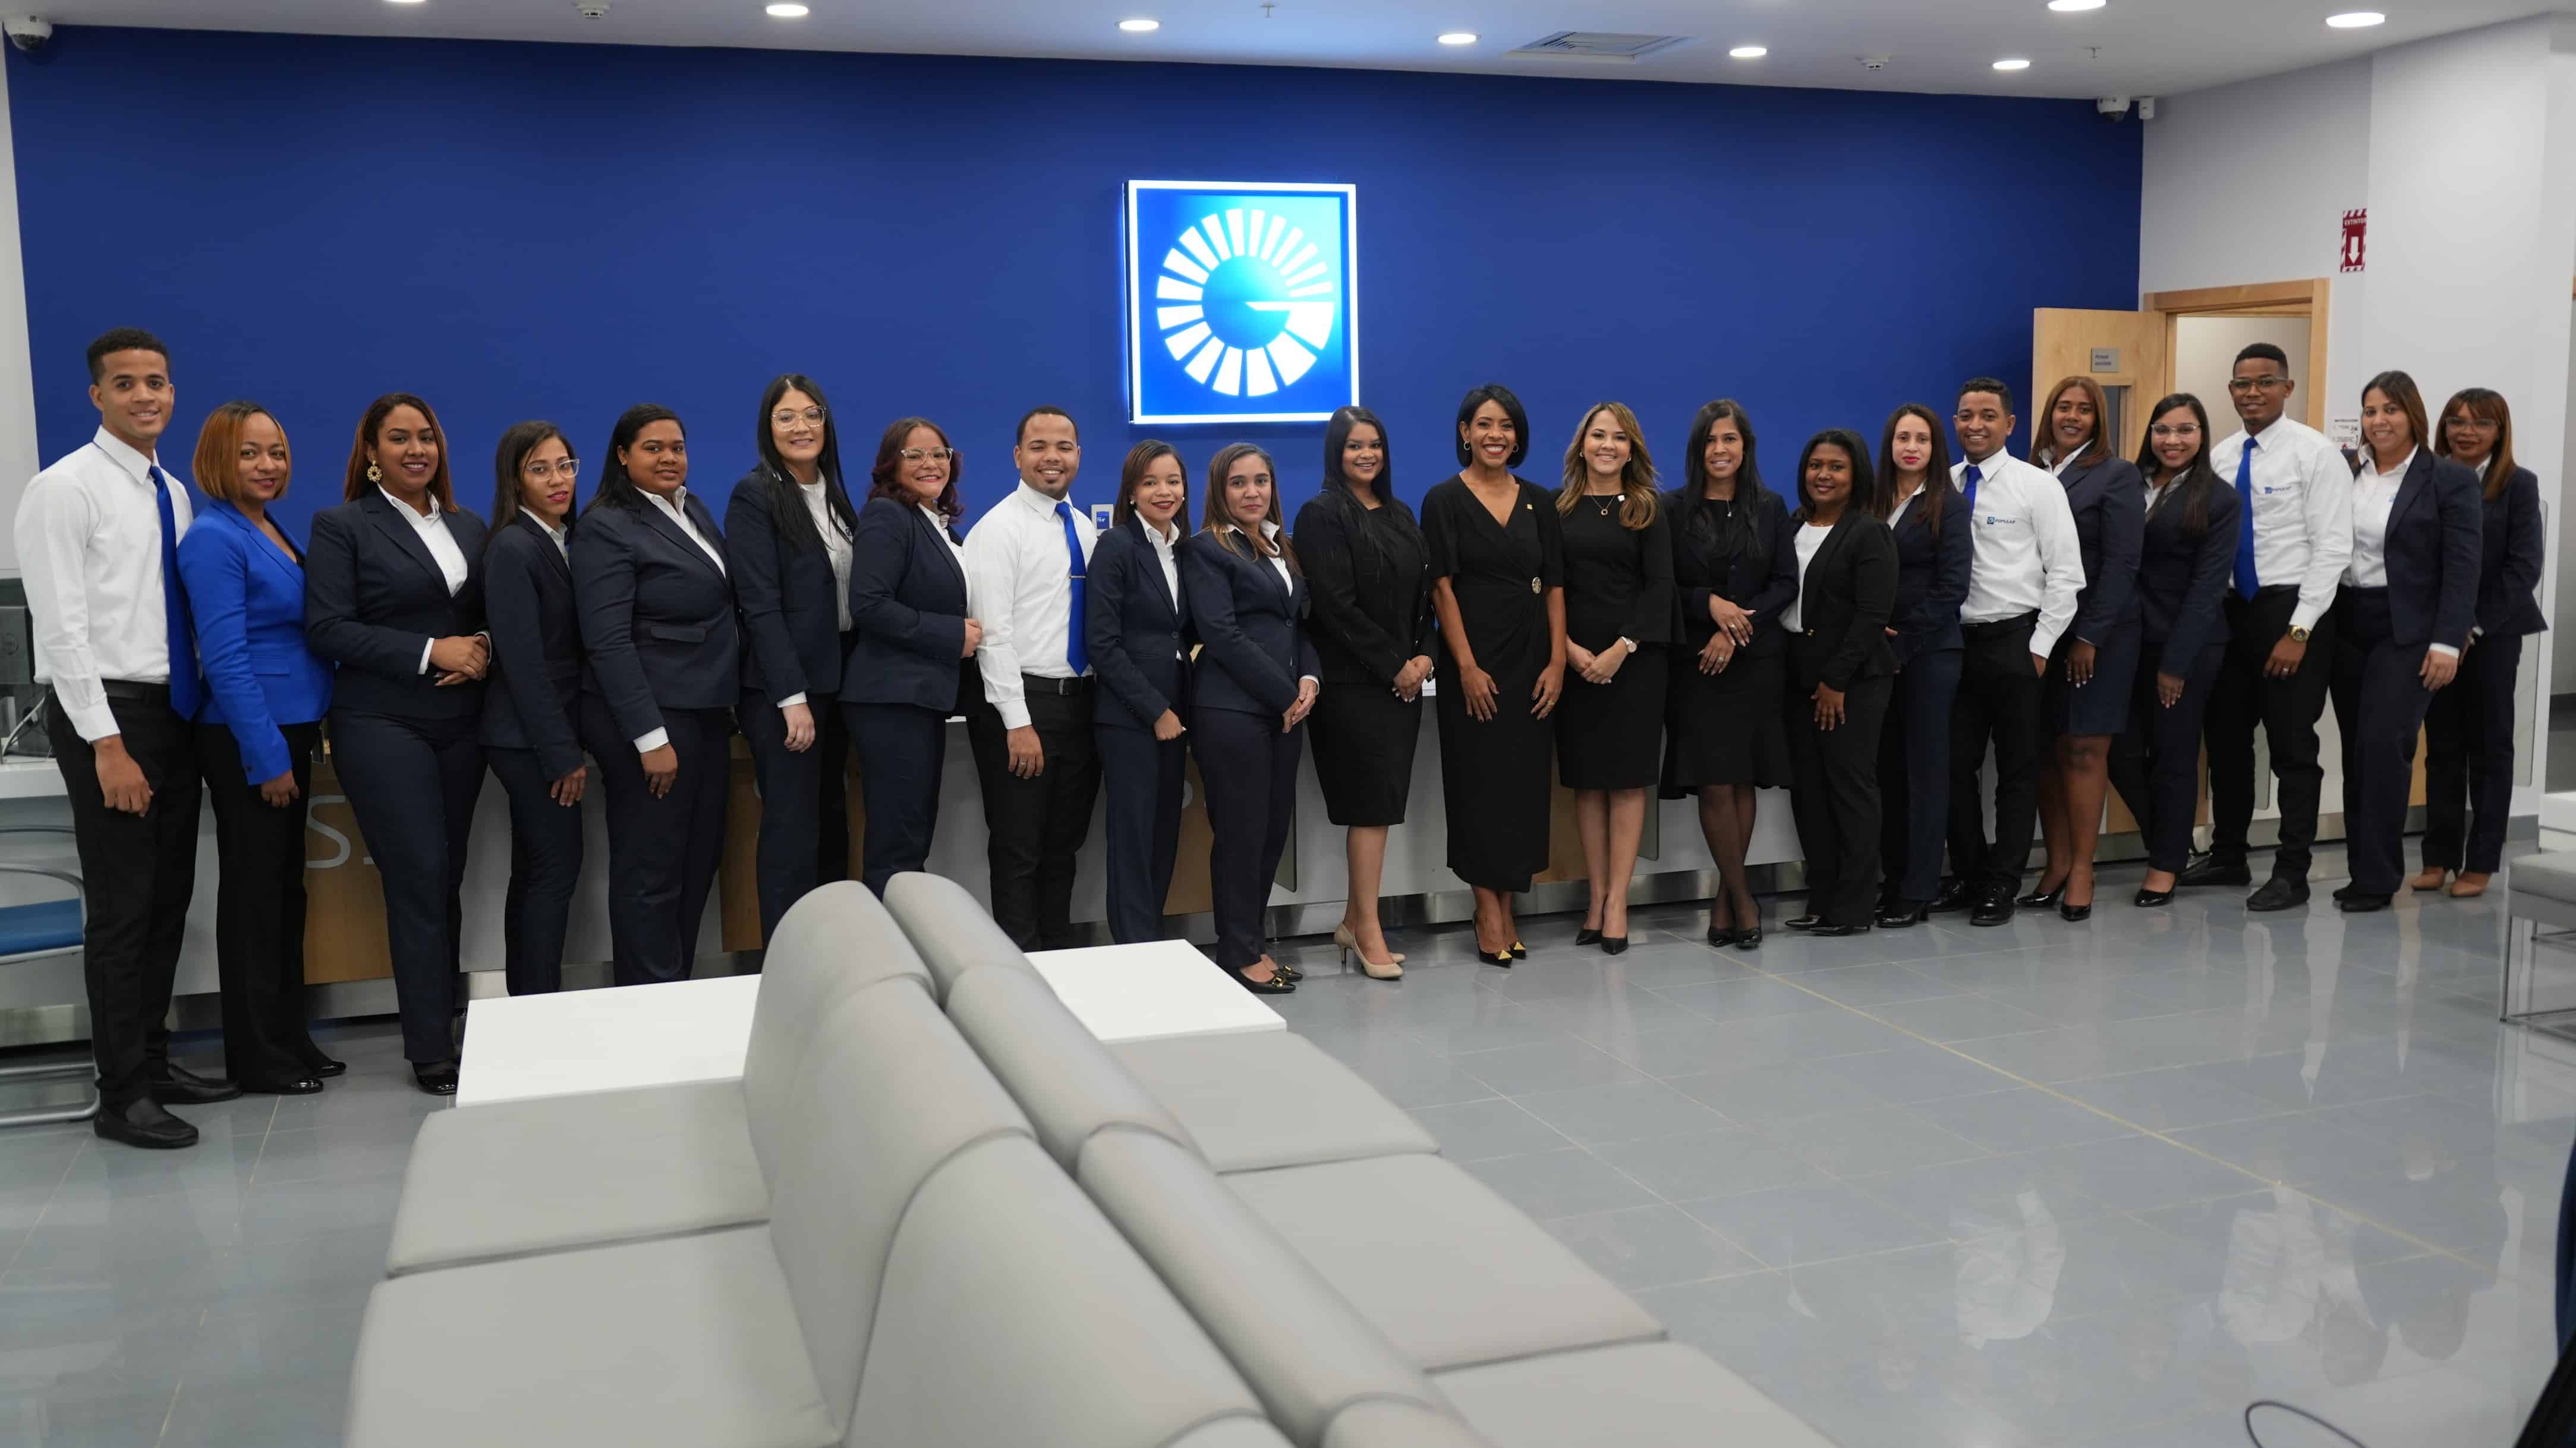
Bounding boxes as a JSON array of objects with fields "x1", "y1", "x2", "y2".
[
  {"x1": 1555, "y1": 493, "x2": 1674, "y2": 789},
  {"x1": 1423, "y1": 474, "x2": 1564, "y2": 892},
  {"x1": 1295, "y1": 489, "x2": 1432, "y2": 826},
  {"x1": 1662, "y1": 484, "x2": 1796, "y2": 791}
]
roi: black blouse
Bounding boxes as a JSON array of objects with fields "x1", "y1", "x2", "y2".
[
  {"x1": 1293, "y1": 490, "x2": 1431, "y2": 685},
  {"x1": 1557, "y1": 493, "x2": 1676, "y2": 652}
]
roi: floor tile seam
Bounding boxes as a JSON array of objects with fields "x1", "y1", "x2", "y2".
[{"x1": 1703, "y1": 938, "x2": 2495, "y2": 1274}]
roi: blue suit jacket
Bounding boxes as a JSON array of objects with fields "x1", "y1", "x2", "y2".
[
  {"x1": 1886, "y1": 484, "x2": 1970, "y2": 668},
  {"x1": 1180, "y1": 530, "x2": 1319, "y2": 718},
  {"x1": 480, "y1": 514, "x2": 586, "y2": 779},
  {"x1": 1087, "y1": 517, "x2": 1192, "y2": 732},
  {"x1": 2135, "y1": 477, "x2": 2238, "y2": 672},
  {"x1": 303, "y1": 489, "x2": 487, "y2": 722},
  {"x1": 726, "y1": 468, "x2": 856, "y2": 704},
  {"x1": 2372, "y1": 451, "x2": 2484, "y2": 651},
  {"x1": 572, "y1": 492, "x2": 740, "y2": 742},
  {"x1": 2057, "y1": 453, "x2": 2145, "y2": 641},
  {"x1": 844, "y1": 498, "x2": 976, "y2": 716},
  {"x1": 178, "y1": 500, "x2": 333, "y2": 782},
  {"x1": 2476, "y1": 465, "x2": 2548, "y2": 638}
]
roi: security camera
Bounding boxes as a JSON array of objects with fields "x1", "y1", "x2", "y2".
[
  {"x1": 5, "y1": 17, "x2": 53, "y2": 53},
  {"x1": 573, "y1": 0, "x2": 607, "y2": 16},
  {"x1": 2096, "y1": 95, "x2": 2133, "y2": 120}
]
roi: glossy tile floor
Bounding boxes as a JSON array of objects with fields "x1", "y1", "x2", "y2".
[{"x1": 0, "y1": 841, "x2": 2569, "y2": 1447}]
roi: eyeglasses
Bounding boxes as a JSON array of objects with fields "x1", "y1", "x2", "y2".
[
  {"x1": 2149, "y1": 426, "x2": 2201, "y2": 440},
  {"x1": 900, "y1": 448, "x2": 958, "y2": 462},
  {"x1": 2227, "y1": 376, "x2": 2288, "y2": 393},
  {"x1": 772, "y1": 408, "x2": 827, "y2": 429},
  {"x1": 524, "y1": 458, "x2": 579, "y2": 481},
  {"x1": 2445, "y1": 417, "x2": 2500, "y2": 430}
]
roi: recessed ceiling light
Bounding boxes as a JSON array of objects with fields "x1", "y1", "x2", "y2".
[
  {"x1": 1118, "y1": 17, "x2": 1159, "y2": 31},
  {"x1": 1438, "y1": 32, "x2": 1478, "y2": 46},
  {"x1": 1992, "y1": 57, "x2": 2032, "y2": 70},
  {"x1": 2326, "y1": 10, "x2": 2385, "y2": 26},
  {"x1": 764, "y1": 2, "x2": 807, "y2": 14},
  {"x1": 1728, "y1": 45, "x2": 1767, "y2": 59},
  {"x1": 2047, "y1": 0, "x2": 2106, "y2": 10},
  {"x1": 386, "y1": 0, "x2": 426, "y2": 5}
]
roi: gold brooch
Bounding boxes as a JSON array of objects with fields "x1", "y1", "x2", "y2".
[{"x1": 1530, "y1": 578, "x2": 1542, "y2": 594}]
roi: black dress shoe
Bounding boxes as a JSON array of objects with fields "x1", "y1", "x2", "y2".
[
  {"x1": 95, "y1": 1097, "x2": 197, "y2": 1150},
  {"x1": 1476, "y1": 947, "x2": 1514, "y2": 968},
  {"x1": 2177, "y1": 854, "x2": 2252, "y2": 888},
  {"x1": 412, "y1": 1062, "x2": 461, "y2": 1096},
  {"x1": 1706, "y1": 924, "x2": 1743, "y2": 947},
  {"x1": 1928, "y1": 881, "x2": 1981, "y2": 914},
  {"x1": 2017, "y1": 881, "x2": 2066, "y2": 909},
  {"x1": 2246, "y1": 877, "x2": 2310, "y2": 912},
  {"x1": 1602, "y1": 936, "x2": 1629, "y2": 956},
  {"x1": 2134, "y1": 886, "x2": 2175, "y2": 908},
  {"x1": 2330, "y1": 883, "x2": 2355, "y2": 902},
  {"x1": 300, "y1": 1056, "x2": 348, "y2": 1079},
  {"x1": 1785, "y1": 914, "x2": 1822, "y2": 931},
  {"x1": 1809, "y1": 922, "x2": 1872, "y2": 937},
  {"x1": 1971, "y1": 893, "x2": 2016, "y2": 927},
  {"x1": 1272, "y1": 960, "x2": 1304, "y2": 982},
  {"x1": 238, "y1": 1075, "x2": 325, "y2": 1096},
  {"x1": 147, "y1": 1061, "x2": 242, "y2": 1106},
  {"x1": 1575, "y1": 927, "x2": 1604, "y2": 946},
  {"x1": 2059, "y1": 901, "x2": 2092, "y2": 922},
  {"x1": 2336, "y1": 892, "x2": 2393, "y2": 914},
  {"x1": 1876, "y1": 901, "x2": 1930, "y2": 929},
  {"x1": 1733, "y1": 927, "x2": 1763, "y2": 950}
]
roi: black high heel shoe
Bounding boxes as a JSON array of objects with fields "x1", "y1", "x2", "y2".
[
  {"x1": 1235, "y1": 968, "x2": 1297, "y2": 994},
  {"x1": 2133, "y1": 886, "x2": 2175, "y2": 908},
  {"x1": 1575, "y1": 926, "x2": 1604, "y2": 946},
  {"x1": 1706, "y1": 924, "x2": 1742, "y2": 947},
  {"x1": 1602, "y1": 936, "x2": 1629, "y2": 955},
  {"x1": 2058, "y1": 896, "x2": 2092, "y2": 922},
  {"x1": 1476, "y1": 946, "x2": 1516, "y2": 967},
  {"x1": 2017, "y1": 880, "x2": 2067, "y2": 909},
  {"x1": 1733, "y1": 926, "x2": 1763, "y2": 950},
  {"x1": 1876, "y1": 901, "x2": 1931, "y2": 929}
]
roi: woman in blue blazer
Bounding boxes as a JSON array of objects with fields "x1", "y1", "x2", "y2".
[
  {"x1": 2417, "y1": 387, "x2": 2547, "y2": 898},
  {"x1": 2330, "y1": 371, "x2": 2483, "y2": 912},
  {"x1": 304, "y1": 393, "x2": 489, "y2": 1095},
  {"x1": 726, "y1": 374, "x2": 861, "y2": 942},
  {"x1": 1870, "y1": 404, "x2": 1970, "y2": 927},
  {"x1": 1088, "y1": 442, "x2": 1193, "y2": 945},
  {"x1": 179, "y1": 402, "x2": 336, "y2": 1094},
  {"x1": 843, "y1": 417, "x2": 979, "y2": 895},
  {"x1": 480, "y1": 421, "x2": 586, "y2": 996},
  {"x1": 574, "y1": 404, "x2": 740, "y2": 985},
  {"x1": 1182, "y1": 443, "x2": 1318, "y2": 994}
]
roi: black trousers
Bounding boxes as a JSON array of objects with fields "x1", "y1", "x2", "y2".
[
  {"x1": 1878, "y1": 646, "x2": 1960, "y2": 906},
  {"x1": 2203, "y1": 586, "x2": 2337, "y2": 880},
  {"x1": 1789, "y1": 669, "x2": 1891, "y2": 927},
  {"x1": 740, "y1": 687, "x2": 851, "y2": 943},
  {"x1": 1097, "y1": 722, "x2": 1186, "y2": 945},
  {"x1": 2421, "y1": 631, "x2": 2523, "y2": 875},
  {"x1": 847, "y1": 701, "x2": 949, "y2": 896},
  {"x1": 329, "y1": 709, "x2": 481, "y2": 1064},
  {"x1": 2329, "y1": 590, "x2": 2439, "y2": 897},
  {"x1": 1946, "y1": 613, "x2": 2044, "y2": 892},
  {"x1": 583, "y1": 700, "x2": 730, "y2": 986},
  {"x1": 197, "y1": 719, "x2": 322, "y2": 1084},
  {"x1": 2108, "y1": 642, "x2": 2223, "y2": 874},
  {"x1": 486, "y1": 745, "x2": 582, "y2": 996},
  {"x1": 966, "y1": 685, "x2": 1101, "y2": 950},
  {"x1": 1193, "y1": 706, "x2": 1302, "y2": 969},
  {"x1": 48, "y1": 686, "x2": 200, "y2": 1107}
]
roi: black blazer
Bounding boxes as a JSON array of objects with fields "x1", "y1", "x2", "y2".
[
  {"x1": 2057, "y1": 453, "x2": 2146, "y2": 643},
  {"x1": 304, "y1": 489, "x2": 489, "y2": 721},
  {"x1": 1087, "y1": 517, "x2": 1192, "y2": 732},
  {"x1": 2362, "y1": 451, "x2": 2484, "y2": 651},
  {"x1": 1665, "y1": 484, "x2": 1797, "y2": 661},
  {"x1": 1180, "y1": 530, "x2": 1320, "y2": 717},
  {"x1": 2135, "y1": 476, "x2": 2238, "y2": 673},
  {"x1": 1781, "y1": 511, "x2": 1899, "y2": 693},
  {"x1": 1886, "y1": 484, "x2": 1971, "y2": 668},
  {"x1": 845, "y1": 497, "x2": 976, "y2": 716},
  {"x1": 572, "y1": 492, "x2": 740, "y2": 742},
  {"x1": 480, "y1": 514, "x2": 585, "y2": 779},
  {"x1": 1293, "y1": 491, "x2": 1431, "y2": 686},
  {"x1": 2474, "y1": 465, "x2": 2547, "y2": 638},
  {"x1": 726, "y1": 468, "x2": 854, "y2": 704}
]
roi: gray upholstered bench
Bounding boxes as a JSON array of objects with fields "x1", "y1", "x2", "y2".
[{"x1": 2505, "y1": 852, "x2": 2576, "y2": 1031}]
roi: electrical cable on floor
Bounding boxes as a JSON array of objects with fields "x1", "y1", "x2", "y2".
[{"x1": 2246, "y1": 1399, "x2": 2372, "y2": 1448}]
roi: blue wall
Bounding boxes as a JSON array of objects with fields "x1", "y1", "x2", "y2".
[{"x1": 7, "y1": 26, "x2": 2140, "y2": 538}]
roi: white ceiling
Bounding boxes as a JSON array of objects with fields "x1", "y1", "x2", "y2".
[{"x1": 22, "y1": 0, "x2": 2564, "y2": 99}]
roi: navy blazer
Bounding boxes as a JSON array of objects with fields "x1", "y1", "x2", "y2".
[
  {"x1": 304, "y1": 489, "x2": 488, "y2": 722},
  {"x1": 2474, "y1": 465, "x2": 2547, "y2": 638},
  {"x1": 1088, "y1": 517, "x2": 1192, "y2": 732},
  {"x1": 2364, "y1": 451, "x2": 2484, "y2": 651},
  {"x1": 1781, "y1": 511, "x2": 1899, "y2": 692},
  {"x1": 845, "y1": 497, "x2": 977, "y2": 717},
  {"x1": 1180, "y1": 530, "x2": 1320, "y2": 717},
  {"x1": 480, "y1": 514, "x2": 585, "y2": 779},
  {"x1": 1886, "y1": 484, "x2": 1971, "y2": 668},
  {"x1": 726, "y1": 468, "x2": 855, "y2": 704},
  {"x1": 178, "y1": 500, "x2": 333, "y2": 783},
  {"x1": 572, "y1": 492, "x2": 740, "y2": 743},
  {"x1": 1665, "y1": 484, "x2": 1797, "y2": 660},
  {"x1": 2055, "y1": 453, "x2": 2145, "y2": 642},
  {"x1": 2135, "y1": 476, "x2": 2238, "y2": 673}
]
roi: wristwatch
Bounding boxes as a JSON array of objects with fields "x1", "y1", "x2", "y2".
[
  {"x1": 1617, "y1": 637, "x2": 1639, "y2": 654},
  {"x1": 2288, "y1": 626, "x2": 2312, "y2": 643}
]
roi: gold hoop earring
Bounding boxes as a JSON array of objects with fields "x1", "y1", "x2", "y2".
[{"x1": 367, "y1": 461, "x2": 382, "y2": 483}]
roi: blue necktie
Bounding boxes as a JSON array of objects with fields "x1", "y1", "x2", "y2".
[
  {"x1": 149, "y1": 465, "x2": 202, "y2": 718},
  {"x1": 1962, "y1": 463, "x2": 1982, "y2": 519},
  {"x1": 2232, "y1": 439, "x2": 2260, "y2": 601},
  {"x1": 1054, "y1": 501, "x2": 1089, "y2": 676}
]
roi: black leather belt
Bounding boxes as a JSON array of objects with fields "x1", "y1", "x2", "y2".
[
  {"x1": 1960, "y1": 611, "x2": 2039, "y2": 635},
  {"x1": 1022, "y1": 674, "x2": 1093, "y2": 695}
]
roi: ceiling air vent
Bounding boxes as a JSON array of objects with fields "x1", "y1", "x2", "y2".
[{"x1": 1511, "y1": 30, "x2": 1690, "y2": 63}]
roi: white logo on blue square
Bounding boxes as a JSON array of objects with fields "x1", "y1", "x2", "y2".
[{"x1": 1125, "y1": 180, "x2": 1358, "y2": 425}]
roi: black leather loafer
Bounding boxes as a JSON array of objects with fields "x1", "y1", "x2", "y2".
[
  {"x1": 1970, "y1": 895, "x2": 2016, "y2": 927},
  {"x1": 1809, "y1": 922, "x2": 1872, "y2": 937},
  {"x1": 240, "y1": 1075, "x2": 325, "y2": 1096},
  {"x1": 148, "y1": 1062, "x2": 242, "y2": 1106},
  {"x1": 2246, "y1": 877, "x2": 2310, "y2": 912},
  {"x1": 95, "y1": 1097, "x2": 197, "y2": 1150},
  {"x1": 1876, "y1": 902, "x2": 1929, "y2": 929},
  {"x1": 1928, "y1": 881, "x2": 1981, "y2": 914},
  {"x1": 412, "y1": 1062, "x2": 461, "y2": 1096},
  {"x1": 1785, "y1": 914, "x2": 1822, "y2": 931},
  {"x1": 2335, "y1": 892, "x2": 2392, "y2": 914},
  {"x1": 2177, "y1": 854, "x2": 2253, "y2": 888}
]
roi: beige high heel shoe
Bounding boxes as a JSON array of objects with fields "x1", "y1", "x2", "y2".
[
  {"x1": 2408, "y1": 867, "x2": 2449, "y2": 892},
  {"x1": 1334, "y1": 922, "x2": 1405, "y2": 965},
  {"x1": 1334, "y1": 924, "x2": 1404, "y2": 980},
  {"x1": 2450, "y1": 871, "x2": 2490, "y2": 898}
]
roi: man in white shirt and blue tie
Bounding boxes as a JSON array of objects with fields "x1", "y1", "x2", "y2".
[
  {"x1": 2179, "y1": 343, "x2": 2352, "y2": 911},
  {"x1": 1931, "y1": 377, "x2": 2085, "y2": 927},
  {"x1": 962, "y1": 405, "x2": 1101, "y2": 949},
  {"x1": 12, "y1": 329, "x2": 240, "y2": 1148}
]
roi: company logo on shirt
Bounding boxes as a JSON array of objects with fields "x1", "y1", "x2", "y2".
[{"x1": 1125, "y1": 181, "x2": 1358, "y2": 426}]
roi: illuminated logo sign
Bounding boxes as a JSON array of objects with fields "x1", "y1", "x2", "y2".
[{"x1": 1125, "y1": 180, "x2": 1358, "y2": 425}]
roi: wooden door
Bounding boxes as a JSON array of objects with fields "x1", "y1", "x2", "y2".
[{"x1": 2032, "y1": 308, "x2": 2168, "y2": 452}]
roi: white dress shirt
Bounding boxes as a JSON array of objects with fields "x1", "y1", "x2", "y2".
[
  {"x1": 533, "y1": 514, "x2": 569, "y2": 561},
  {"x1": 1950, "y1": 451, "x2": 2087, "y2": 657},
  {"x1": 12, "y1": 427, "x2": 193, "y2": 741},
  {"x1": 2209, "y1": 415, "x2": 2352, "y2": 634},
  {"x1": 643, "y1": 487, "x2": 725, "y2": 574},
  {"x1": 1144, "y1": 518, "x2": 1183, "y2": 660},
  {"x1": 922, "y1": 505, "x2": 966, "y2": 569},
  {"x1": 774, "y1": 481, "x2": 855, "y2": 710},
  {"x1": 379, "y1": 487, "x2": 471, "y2": 674},
  {"x1": 965, "y1": 480, "x2": 1098, "y2": 729},
  {"x1": 2347, "y1": 447, "x2": 2459, "y2": 658},
  {"x1": 1783, "y1": 521, "x2": 1831, "y2": 632}
]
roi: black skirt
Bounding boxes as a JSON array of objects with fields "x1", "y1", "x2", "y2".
[
  {"x1": 1663, "y1": 647, "x2": 1791, "y2": 791},
  {"x1": 1556, "y1": 645, "x2": 1667, "y2": 789},
  {"x1": 2043, "y1": 617, "x2": 2141, "y2": 737},
  {"x1": 1309, "y1": 683, "x2": 1423, "y2": 826}
]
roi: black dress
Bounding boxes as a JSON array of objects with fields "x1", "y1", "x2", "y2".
[
  {"x1": 1662, "y1": 484, "x2": 1796, "y2": 791},
  {"x1": 1422, "y1": 475, "x2": 1564, "y2": 892},
  {"x1": 1295, "y1": 490, "x2": 1432, "y2": 826},
  {"x1": 1555, "y1": 493, "x2": 1674, "y2": 789}
]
